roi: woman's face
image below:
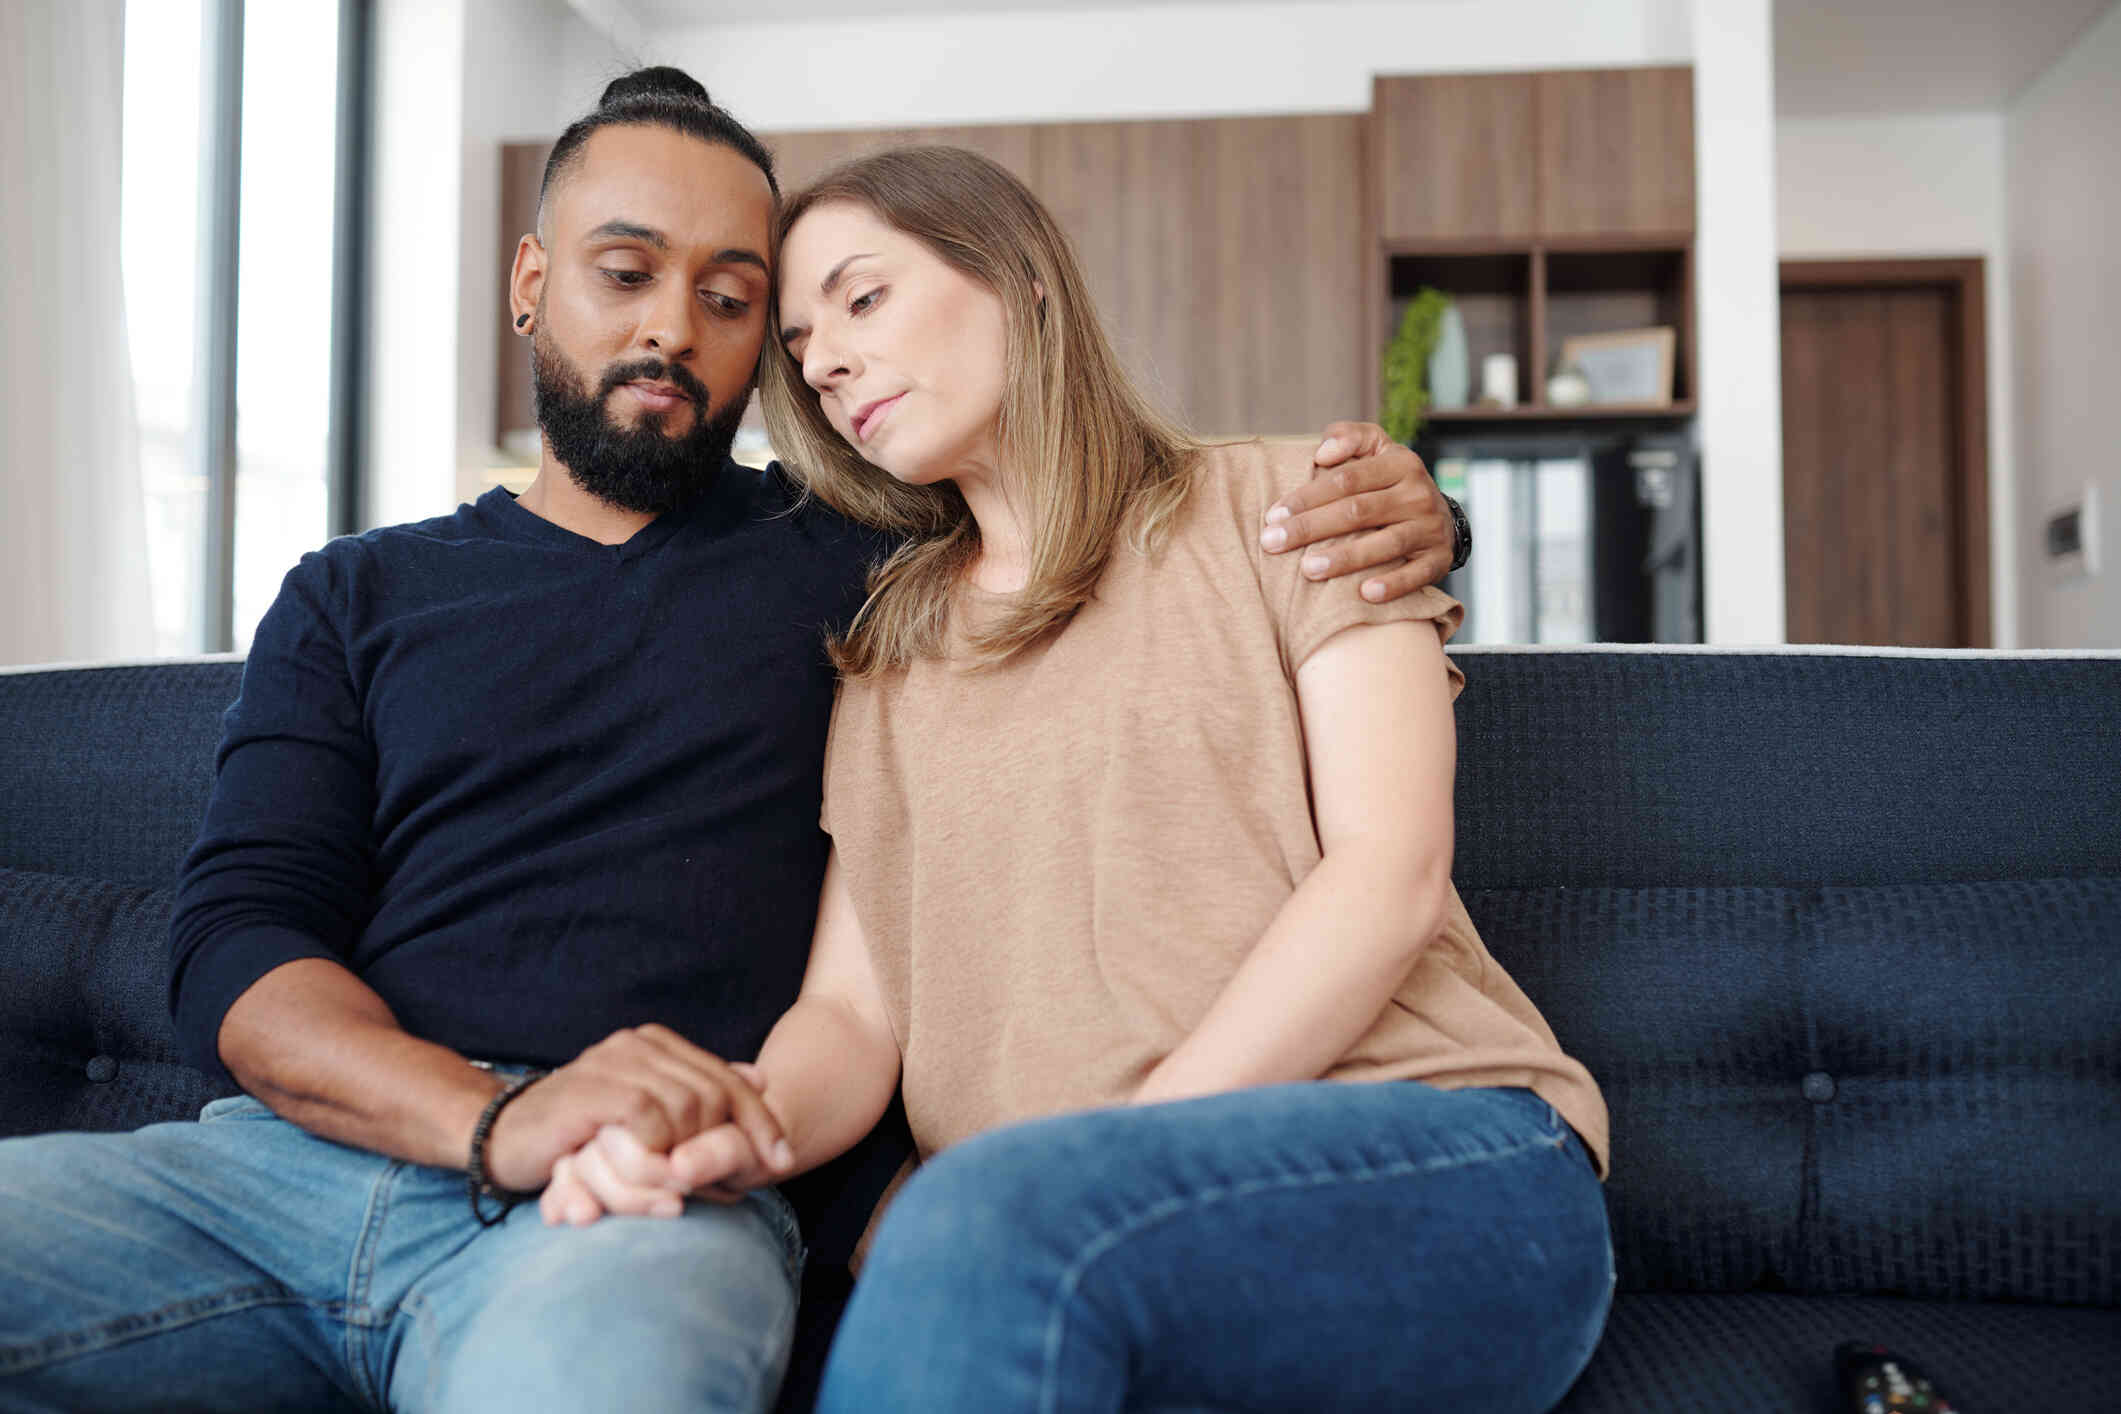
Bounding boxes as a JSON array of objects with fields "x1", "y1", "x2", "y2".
[{"x1": 776, "y1": 201, "x2": 1013, "y2": 488}]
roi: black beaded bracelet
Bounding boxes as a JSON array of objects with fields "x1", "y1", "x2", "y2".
[{"x1": 466, "y1": 1069, "x2": 548, "y2": 1227}]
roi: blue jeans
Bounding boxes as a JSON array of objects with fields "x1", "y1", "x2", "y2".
[
  {"x1": 816, "y1": 1084, "x2": 1612, "y2": 1414},
  {"x1": 0, "y1": 1094, "x2": 804, "y2": 1413}
]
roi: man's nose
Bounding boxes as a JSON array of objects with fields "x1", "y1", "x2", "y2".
[{"x1": 638, "y1": 280, "x2": 698, "y2": 361}]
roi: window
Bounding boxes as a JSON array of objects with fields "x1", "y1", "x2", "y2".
[{"x1": 122, "y1": 0, "x2": 364, "y2": 656}]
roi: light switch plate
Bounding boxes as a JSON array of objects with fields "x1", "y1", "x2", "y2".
[{"x1": 2046, "y1": 486, "x2": 2101, "y2": 580}]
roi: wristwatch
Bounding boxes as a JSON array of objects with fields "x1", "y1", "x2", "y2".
[{"x1": 1443, "y1": 494, "x2": 1471, "y2": 573}]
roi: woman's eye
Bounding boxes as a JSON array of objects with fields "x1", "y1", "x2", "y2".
[{"x1": 849, "y1": 288, "x2": 882, "y2": 316}]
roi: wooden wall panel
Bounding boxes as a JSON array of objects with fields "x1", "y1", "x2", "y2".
[
  {"x1": 1033, "y1": 114, "x2": 1367, "y2": 435},
  {"x1": 1537, "y1": 67, "x2": 1695, "y2": 239},
  {"x1": 1372, "y1": 74, "x2": 1538, "y2": 243},
  {"x1": 766, "y1": 125, "x2": 1038, "y2": 194}
]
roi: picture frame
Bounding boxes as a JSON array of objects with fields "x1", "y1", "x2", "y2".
[{"x1": 1557, "y1": 326, "x2": 1677, "y2": 408}]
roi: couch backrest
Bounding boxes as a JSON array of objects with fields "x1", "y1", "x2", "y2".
[{"x1": 1449, "y1": 646, "x2": 2121, "y2": 1307}]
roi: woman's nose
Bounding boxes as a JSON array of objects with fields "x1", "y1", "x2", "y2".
[{"x1": 803, "y1": 335, "x2": 855, "y2": 392}]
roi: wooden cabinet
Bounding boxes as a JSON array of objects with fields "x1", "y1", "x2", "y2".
[
  {"x1": 1373, "y1": 74, "x2": 1538, "y2": 244},
  {"x1": 1537, "y1": 67, "x2": 1695, "y2": 240},
  {"x1": 1372, "y1": 67, "x2": 1694, "y2": 245}
]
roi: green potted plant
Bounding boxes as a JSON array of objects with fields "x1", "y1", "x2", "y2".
[{"x1": 1381, "y1": 287, "x2": 1452, "y2": 445}]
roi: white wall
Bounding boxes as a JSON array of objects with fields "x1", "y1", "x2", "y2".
[
  {"x1": 1691, "y1": 0, "x2": 1784, "y2": 644},
  {"x1": 1775, "y1": 111, "x2": 2018, "y2": 646},
  {"x1": 2006, "y1": 2, "x2": 2121, "y2": 648},
  {"x1": 651, "y1": 0, "x2": 1691, "y2": 130},
  {"x1": 365, "y1": 0, "x2": 625, "y2": 530}
]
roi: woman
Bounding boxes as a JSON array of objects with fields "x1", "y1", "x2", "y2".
[{"x1": 558, "y1": 146, "x2": 1612, "y2": 1412}]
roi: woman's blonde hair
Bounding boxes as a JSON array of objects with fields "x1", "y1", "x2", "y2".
[{"x1": 760, "y1": 146, "x2": 1199, "y2": 677}]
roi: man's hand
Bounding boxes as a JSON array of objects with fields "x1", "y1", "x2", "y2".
[
  {"x1": 540, "y1": 1063, "x2": 781, "y2": 1226},
  {"x1": 1259, "y1": 421, "x2": 1455, "y2": 603},
  {"x1": 482, "y1": 1025, "x2": 790, "y2": 1199}
]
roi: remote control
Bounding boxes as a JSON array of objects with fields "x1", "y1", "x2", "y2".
[{"x1": 1835, "y1": 1341, "x2": 1959, "y2": 1414}]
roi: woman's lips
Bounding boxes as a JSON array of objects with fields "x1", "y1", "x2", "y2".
[{"x1": 855, "y1": 393, "x2": 904, "y2": 442}]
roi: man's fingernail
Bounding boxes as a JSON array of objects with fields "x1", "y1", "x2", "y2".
[
  {"x1": 1318, "y1": 439, "x2": 1343, "y2": 459},
  {"x1": 1363, "y1": 580, "x2": 1387, "y2": 602},
  {"x1": 773, "y1": 1140, "x2": 794, "y2": 1168},
  {"x1": 1260, "y1": 526, "x2": 1287, "y2": 551},
  {"x1": 1265, "y1": 504, "x2": 1290, "y2": 525},
  {"x1": 1302, "y1": 555, "x2": 1329, "y2": 577}
]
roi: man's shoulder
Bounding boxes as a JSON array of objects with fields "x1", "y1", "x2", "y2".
[{"x1": 749, "y1": 460, "x2": 897, "y2": 566}]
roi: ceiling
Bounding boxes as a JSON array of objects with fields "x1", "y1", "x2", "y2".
[
  {"x1": 1774, "y1": 0, "x2": 2114, "y2": 117},
  {"x1": 611, "y1": 0, "x2": 2118, "y2": 119},
  {"x1": 622, "y1": 0, "x2": 1348, "y2": 21}
]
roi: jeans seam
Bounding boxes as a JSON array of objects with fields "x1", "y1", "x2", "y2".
[
  {"x1": 1033, "y1": 1128, "x2": 1571, "y2": 1414},
  {"x1": 339, "y1": 1159, "x2": 405, "y2": 1412},
  {"x1": 0, "y1": 1284, "x2": 313, "y2": 1375}
]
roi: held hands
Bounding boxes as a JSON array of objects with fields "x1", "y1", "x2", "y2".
[
  {"x1": 473, "y1": 1025, "x2": 791, "y2": 1225},
  {"x1": 538, "y1": 1063, "x2": 786, "y2": 1227},
  {"x1": 1261, "y1": 421, "x2": 1456, "y2": 603}
]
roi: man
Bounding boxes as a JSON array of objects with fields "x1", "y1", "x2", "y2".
[{"x1": 0, "y1": 68, "x2": 1463, "y2": 1413}]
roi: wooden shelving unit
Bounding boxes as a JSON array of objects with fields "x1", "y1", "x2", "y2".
[
  {"x1": 1385, "y1": 239, "x2": 1696, "y2": 418},
  {"x1": 1367, "y1": 67, "x2": 1697, "y2": 425}
]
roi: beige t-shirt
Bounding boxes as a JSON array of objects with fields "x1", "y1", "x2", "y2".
[{"x1": 823, "y1": 438, "x2": 1609, "y2": 1178}]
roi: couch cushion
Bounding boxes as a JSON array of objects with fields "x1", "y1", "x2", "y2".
[
  {"x1": 0, "y1": 867, "x2": 235, "y2": 1136},
  {"x1": 1467, "y1": 884, "x2": 1811, "y2": 1293},
  {"x1": 1805, "y1": 877, "x2": 2121, "y2": 1304},
  {"x1": 1470, "y1": 876, "x2": 2121, "y2": 1306},
  {"x1": 1557, "y1": 1291, "x2": 2121, "y2": 1413}
]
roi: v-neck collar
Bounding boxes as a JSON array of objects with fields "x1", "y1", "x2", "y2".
[{"x1": 476, "y1": 461, "x2": 750, "y2": 561}]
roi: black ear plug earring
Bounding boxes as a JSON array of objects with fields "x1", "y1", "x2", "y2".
[{"x1": 515, "y1": 313, "x2": 530, "y2": 330}]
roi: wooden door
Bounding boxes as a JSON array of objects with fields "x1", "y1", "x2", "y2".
[
  {"x1": 1779, "y1": 261, "x2": 1989, "y2": 646},
  {"x1": 1536, "y1": 67, "x2": 1694, "y2": 240},
  {"x1": 1372, "y1": 73, "x2": 1538, "y2": 243}
]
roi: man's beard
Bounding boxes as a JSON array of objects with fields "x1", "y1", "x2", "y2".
[{"x1": 530, "y1": 327, "x2": 751, "y2": 515}]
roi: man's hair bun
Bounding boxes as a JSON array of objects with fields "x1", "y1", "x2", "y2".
[
  {"x1": 539, "y1": 64, "x2": 776, "y2": 222},
  {"x1": 599, "y1": 66, "x2": 712, "y2": 109}
]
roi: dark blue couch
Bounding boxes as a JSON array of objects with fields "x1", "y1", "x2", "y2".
[{"x1": 4, "y1": 648, "x2": 2117, "y2": 1411}]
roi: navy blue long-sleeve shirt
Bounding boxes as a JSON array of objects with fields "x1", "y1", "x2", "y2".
[{"x1": 169, "y1": 464, "x2": 883, "y2": 1083}]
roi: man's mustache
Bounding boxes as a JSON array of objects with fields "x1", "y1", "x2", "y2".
[{"x1": 598, "y1": 358, "x2": 712, "y2": 407}]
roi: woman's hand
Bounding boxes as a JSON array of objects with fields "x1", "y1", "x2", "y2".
[
  {"x1": 1260, "y1": 421, "x2": 1456, "y2": 604},
  {"x1": 540, "y1": 1064, "x2": 785, "y2": 1225}
]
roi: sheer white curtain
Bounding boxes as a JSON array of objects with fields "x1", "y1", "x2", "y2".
[{"x1": 0, "y1": 0, "x2": 154, "y2": 667}]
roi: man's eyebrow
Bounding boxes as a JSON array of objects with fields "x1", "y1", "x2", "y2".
[
  {"x1": 713, "y1": 248, "x2": 769, "y2": 274},
  {"x1": 586, "y1": 220, "x2": 668, "y2": 249},
  {"x1": 585, "y1": 224, "x2": 766, "y2": 276}
]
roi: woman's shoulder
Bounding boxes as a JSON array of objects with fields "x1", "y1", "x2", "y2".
[
  {"x1": 1187, "y1": 436, "x2": 1319, "y2": 516},
  {"x1": 1170, "y1": 437, "x2": 1324, "y2": 554}
]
